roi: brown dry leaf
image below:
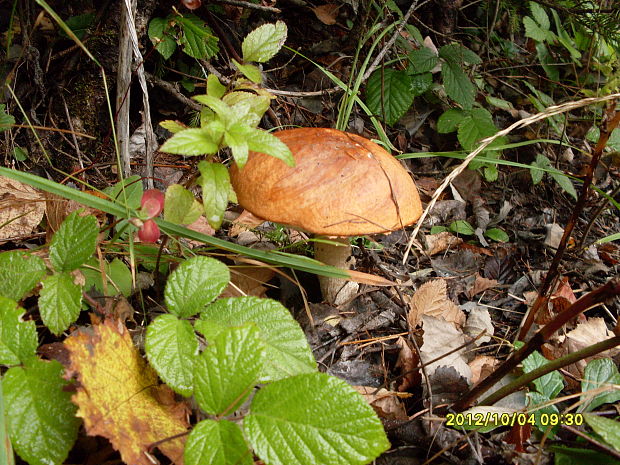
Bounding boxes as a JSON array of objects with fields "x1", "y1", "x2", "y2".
[
  {"x1": 353, "y1": 386, "x2": 409, "y2": 420},
  {"x1": 424, "y1": 231, "x2": 462, "y2": 256},
  {"x1": 551, "y1": 276, "x2": 577, "y2": 316},
  {"x1": 312, "y1": 4, "x2": 340, "y2": 25},
  {"x1": 185, "y1": 215, "x2": 215, "y2": 247},
  {"x1": 0, "y1": 175, "x2": 45, "y2": 242},
  {"x1": 468, "y1": 355, "x2": 500, "y2": 386},
  {"x1": 407, "y1": 279, "x2": 465, "y2": 329},
  {"x1": 468, "y1": 273, "x2": 498, "y2": 298},
  {"x1": 394, "y1": 336, "x2": 420, "y2": 392},
  {"x1": 564, "y1": 317, "x2": 620, "y2": 373},
  {"x1": 223, "y1": 265, "x2": 275, "y2": 298},
  {"x1": 229, "y1": 209, "x2": 265, "y2": 237},
  {"x1": 65, "y1": 319, "x2": 188, "y2": 465},
  {"x1": 45, "y1": 192, "x2": 104, "y2": 238},
  {"x1": 420, "y1": 315, "x2": 471, "y2": 383}
]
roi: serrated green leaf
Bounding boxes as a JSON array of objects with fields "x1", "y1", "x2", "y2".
[
  {"x1": 442, "y1": 61, "x2": 476, "y2": 109},
  {"x1": 49, "y1": 211, "x2": 98, "y2": 272},
  {"x1": 0, "y1": 104, "x2": 15, "y2": 131},
  {"x1": 243, "y1": 128, "x2": 294, "y2": 167},
  {"x1": 484, "y1": 228, "x2": 509, "y2": 242},
  {"x1": 408, "y1": 47, "x2": 438, "y2": 73},
  {"x1": 148, "y1": 17, "x2": 177, "y2": 59},
  {"x1": 160, "y1": 128, "x2": 219, "y2": 156},
  {"x1": 197, "y1": 297, "x2": 316, "y2": 382},
  {"x1": 410, "y1": 72, "x2": 432, "y2": 97},
  {"x1": 523, "y1": 16, "x2": 549, "y2": 42},
  {"x1": 430, "y1": 225, "x2": 449, "y2": 234},
  {"x1": 193, "y1": 95, "x2": 231, "y2": 120},
  {"x1": 584, "y1": 414, "x2": 620, "y2": 450},
  {"x1": 145, "y1": 314, "x2": 198, "y2": 396},
  {"x1": 438, "y1": 43, "x2": 481, "y2": 65},
  {"x1": 198, "y1": 161, "x2": 233, "y2": 229},
  {"x1": 522, "y1": 350, "x2": 564, "y2": 399},
  {"x1": 13, "y1": 146, "x2": 28, "y2": 161},
  {"x1": 242, "y1": 21, "x2": 287, "y2": 63},
  {"x1": 39, "y1": 272, "x2": 82, "y2": 335},
  {"x1": 366, "y1": 69, "x2": 414, "y2": 126},
  {"x1": 0, "y1": 297, "x2": 37, "y2": 365},
  {"x1": 222, "y1": 92, "x2": 271, "y2": 127},
  {"x1": 177, "y1": 14, "x2": 219, "y2": 59},
  {"x1": 483, "y1": 164, "x2": 498, "y2": 182},
  {"x1": 244, "y1": 372, "x2": 390, "y2": 465},
  {"x1": 164, "y1": 184, "x2": 202, "y2": 225},
  {"x1": 159, "y1": 120, "x2": 187, "y2": 134},
  {"x1": 207, "y1": 74, "x2": 226, "y2": 99},
  {"x1": 185, "y1": 419, "x2": 252, "y2": 465},
  {"x1": 232, "y1": 59, "x2": 262, "y2": 84},
  {"x1": 529, "y1": 1, "x2": 550, "y2": 32},
  {"x1": 194, "y1": 325, "x2": 264, "y2": 415},
  {"x1": 581, "y1": 358, "x2": 620, "y2": 412},
  {"x1": 164, "y1": 255, "x2": 230, "y2": 318},
  {"x1": 3, "y1": 360, "x2": 80, "y2": 465},
  {"x1": 437, "y1": 108, "x2": 466, "y2": 133},
  {"x1": 457, "y1": 108, "x2": 500, "y2": 151},
  {"x1": 549, "y1": 170, "x2": 577, "y2": 199},
  {"x1": 105, "y1": 175, "x2": 143, "y2": 209},
  {"x1": 449, "y1": 220, "x2": 475, "y2": 236},
  {"x1": 224, "y1": 127, "x2": 250, "y2": 167},
  {"x1": 0, "y1": 251, "x2": 46, "y2": 301}
]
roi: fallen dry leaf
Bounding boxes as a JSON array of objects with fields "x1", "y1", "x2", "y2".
[
  {"x1": 463, "y1": 304, "x2": 494, "y2": 345},
  {"x1": 353, "y1": 386, "x2": 409, "y2": 420},
  {"x1": 65, "y1": 319, "x2": 188, "y2": 465},
  {"x1": 394, "y1": 336, "x2": 420, "y2": 392},
  {"x1": 468, "y1": 273, "x2": 498, "y2": 298},
  {"x1": 185, "y1": 215, "x2": 215, "y2": 247},
  {"x1": 424, "y1": 231, "x2": 462, "y2": 256},
  {"x1": 223, "y1": 265, "x2": 275, "y2": 298},
  {"x1": 0, "y1": 175, "x2": 45, "y2": 242},
  {"x1": 420, "y1": 315, "x2": 471, "y2": 383},
  {"x1": 407, "y1": 279, "x2": 465, "y2": 329},
  {"x1": 312, "y1": 4, "x2": 340, "y2": 25},
  {"x1": 468, "y1": 355, "x2": 500, "y2": 386},
  {"x1": 563, "y1": 317, "x2": 620, "y2": 375},
  {"x1": 229, "y1": 209, "x2": 265, "y2": 237}
]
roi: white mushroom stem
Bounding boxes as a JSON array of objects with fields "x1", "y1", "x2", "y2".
[{"x1": 314, "y1": 237, "x2": 358, "y2": 305}]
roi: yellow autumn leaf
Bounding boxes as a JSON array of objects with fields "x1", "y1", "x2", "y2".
[{"x1": 65, "y1": 318, "x2": 189, "y2": 465}]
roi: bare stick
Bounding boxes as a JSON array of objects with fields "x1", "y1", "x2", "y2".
[{"x1": 212, "y1": 0, "x2": 281, "y2": 13}]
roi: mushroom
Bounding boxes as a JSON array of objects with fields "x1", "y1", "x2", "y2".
[{"x1": 229, "y1": 128, "x2": 422, "y2": 304}]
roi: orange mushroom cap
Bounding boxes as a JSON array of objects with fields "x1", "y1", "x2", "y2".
[{"x1": 230, "y1": 128, "x2": 423, "y2": 236}]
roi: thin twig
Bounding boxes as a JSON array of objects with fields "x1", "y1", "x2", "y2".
[
  {"x1": 212, "y1": 0, "x2": 280, "y2": 12},
  {"x1": 144, "y1": 72, "x2": 202, "y2": 111},
  {"x1": 402, "y1": 92, "x2": 620, "y2": 264},
  {"x1": 563, "y1": 424, "x2": 620, "y2": 461}
]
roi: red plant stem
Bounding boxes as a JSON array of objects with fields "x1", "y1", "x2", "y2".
[
  {"x1": 519, "y1": 106, "x2": 620, "y2": 340},
  {"x1": 453, "y1": 277, "x2": 620, "y2": 412}
]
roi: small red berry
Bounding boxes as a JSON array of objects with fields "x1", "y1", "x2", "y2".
[
  {"x1": 141, "y1": 189, "x2": 165, "y2": 219},
  {"x1": 182, "y1": 0, "x2": 201, "y2": 10},
  {"x1": 138, "y1": 219, "x2": 161, "y2": 243}
]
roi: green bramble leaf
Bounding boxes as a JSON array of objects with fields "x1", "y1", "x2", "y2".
[
  {"x1": 232, "y1": 59, "x2": 262, "y2": 84},
  {"x1": 0, "y1": 251, "x2": 46, "y2": 301},
  {"x1": 196, "y1": 297, "x2": 316, "y2": 382},
  {"x1": 222, "y1": 92, "x2": 271, "y2": 127},
  {"x1": 549, "y1": 169, "x2": 577, "y2": 199},
  {"x1": 457, "y1": 108, "x2": 504, "y2": 151},
  {"x1": 410, "y1": 72, "x2": 432, "y2": 97},
  {"x1": 527, "y1": 391, "x2": 559, "y2": 436},
  {"x1": 194, "y1": 94, "x2": 231, "y2": 120},
  {"x1": 198, "y1": 161, "x2": 235, "y2": 229},
  {"x1": 148, "y1": 17, "x2": 177, "y2": 59},
  {"x1": 207, "y1": 74, "x2": 226, "y2": 99},
  {"x1": 185, "y1": 419, "x2": 252, "y2": 465},
  {"x1": 437, "y1": 109, "x2": 466, "y2": 133},
  {"x1": 13, "y1": 146, "x2": 28, "y2": 161},
  {"x1": 243, "y1": 127, "x2": 294, "y2": 167},
  {"x1": 159, "y1": 120, "x2": 188, "y2": 134},
  {"x1": 439, "y1": 43, "x2": 481, "y2": 65},
  {"x1": 242, "y1": 21, "x2": 287, "y2": 63},
  {"x1": 49, "y1": 212, "x2": 98, "y2": 272},
  {"x1": 176, "y1": 14, "x2": 219, "y2": 59},
  {"x1": 366, "y1": 69, "x2": 414, "y2": 126},
  {"x1": 80, "y1": 257, "x2": 132, "y2": 298},
  {"x1": 160, "y1": 128, "x2": 219, "y2": 156},
  {"x1": 530, "y1": 154, "x2": 551, "y2": 185},
  {"x1": 0, "y1": 296, "x2": 38, "y2": 365},
  {"x1": 581, "y1": 358, "x2": 620, "y2": 412},
  {"x1": 523, "y1": 350, "x2": 564, "y2": 399},
  {"x1": 61, "y1": 13, "x2": 94, "y2": 40},
  {"x1": 164, "y1": 255, "x2": 230, "y2": 318},
  {"x1": 164, "y1": 184, "x2": 202, "y2": 225},
  {"x1": 244, "y1": 372, "x2": 390, "y2": 465},
  {"x1": 145, "y1": 314, "x2": 198, "y2": 396},
  {"x1": 407, "y1": 47, "x2": 438, "y2": 74},
  {"x1": 105, "y1": 175, "x2": 143, "y2": 209},
  {"x1": 584, "y1": 414, "x2": 620, "y2": 450},
  {"x1": 3, "y1": 359, "x2": 80, "y2": 465},
  {"x1": 38, "y1": 272, "x2": 82, "y2": 335},
  {"x1": 441, "y1": 61, "x2": 476, "y2": 109},
  {"x1": 194, "y1": 325, "x2": 265, "y2": 415}
]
